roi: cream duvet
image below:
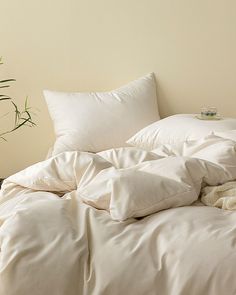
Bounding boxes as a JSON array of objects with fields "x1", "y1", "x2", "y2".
[{"x1": 1, "y1": 135, "x2": 236, "y2": 295}]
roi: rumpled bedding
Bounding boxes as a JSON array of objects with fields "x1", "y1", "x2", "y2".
[
  {"x1": 0, "y1": 135, "x2": 236, "y2": 295},
  {"x1": 201, "y1": 181, "x2": 236, "y2": 209}
]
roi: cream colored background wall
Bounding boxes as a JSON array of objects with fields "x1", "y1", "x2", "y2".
[{"x1": 1, "y1": 0, "x2": 236, "y2": 177}]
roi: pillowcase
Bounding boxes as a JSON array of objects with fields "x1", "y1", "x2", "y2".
[
  {"x1": 127, "y1": 114, "x2": 236, "y2": 150},
  {"x1": 44, "y1": 73, "x2": 159, "y2": 155}
]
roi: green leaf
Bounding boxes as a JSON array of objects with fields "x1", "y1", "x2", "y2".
[
  {"x1": 0, "y1": 58, "x2": 37, "y2": 140},
  {"x1": 0, "y1": 79, "x2": 16, "y2": 83},
  {"x1": 24, "y1": 96, "x2": 28, "y2": 109},
  {"x1": 11, "y1": 101, "x2": 20, "y2": 125},
  {"x1": 0, "y1": 85, "x2": 10, "y2": 89},
  {"x1": 0, "y1": 94, "x2": 11, "y2": 98},
  {"x1": 0, "y1": 97, "x2": 11, "y2": 101},
  {"x1": 12, "y1": 117, "x2": 31, "y2": 131}
]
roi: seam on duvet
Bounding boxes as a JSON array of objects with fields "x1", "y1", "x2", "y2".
[{"x1": 123, "y1": 188, "x2": 196, "y2": 217}]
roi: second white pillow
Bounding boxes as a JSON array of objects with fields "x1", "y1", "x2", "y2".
[{"x1": 127, "y1": 114, "x2": 236, "y2": 150}]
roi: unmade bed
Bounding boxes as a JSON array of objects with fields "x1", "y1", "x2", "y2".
[{"x1": 1, "y1": 74, "x2": 236, "y2": 295}]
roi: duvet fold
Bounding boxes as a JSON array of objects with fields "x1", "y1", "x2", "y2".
[
  {"x1": 0, "y1": 136, "x2": 236, "y2": 295},
  {"x1": 1, "y1": 137, "x2": 236, "y2": 221}
]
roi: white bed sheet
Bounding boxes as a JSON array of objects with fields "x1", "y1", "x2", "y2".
[{"x1": 0, "y1": 145, "x2": 236, "y2": 295}]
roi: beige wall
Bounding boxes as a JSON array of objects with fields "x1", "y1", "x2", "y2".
[{"x1": 1, "y1": 0, "x2": 236, "y2": 177}]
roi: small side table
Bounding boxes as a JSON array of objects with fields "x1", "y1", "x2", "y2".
[{"x1": 0, "y1": 178, "x2": 4, "y2": 189}]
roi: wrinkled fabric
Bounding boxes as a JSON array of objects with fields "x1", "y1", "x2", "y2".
[
  {"x1": 0, "y1": 143, "x2": 236, "y2": 295},
  {"x1": 202, "y1": 181, "x2": 236, "y2": 209},
  {"x1": 79, "y1": 156, "x2": 230, "y2": 221}
]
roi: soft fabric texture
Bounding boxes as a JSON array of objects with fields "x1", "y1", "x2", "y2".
[
  {"x1": 97, "y1": 147, "x2": 160, "y2": 168},
  {"x1": 78, "y1": 156, "x2": 228, "y2": 221},
  {"x1": 3, "y1": 151, "x2": 112, "y2": 193},
  {"x1": 152, "y1": 134, "x2": 236, "y2": 180},
  {"x1": 44, "y1": 73, "x2": 159, "y2": 155},
  {"x1": 201, "y1": 181, "x2": 236, "y2": 209},
  {"x1": 127, "y1": 114, "x2": 236, "y2": 150},
  {"x1": 1, "y1": 137, "x2": 236, "y2": 294},
  {"x1": 214, "y1": 129, "x2": 236, "y2": 141},
  {"x1": 180, "y1": 135, "x2": 236, "y2": 179}
]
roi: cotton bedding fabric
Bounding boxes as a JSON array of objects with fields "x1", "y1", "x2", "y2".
[
  {"x1": 44, "y1": 73, "x2": 159, "y2": 155},
  {"x1": 0, "y1": 136, "x2": 236, "y2": 295},
  {"x1": 201, "y1": 181, "x2": 236, "y2": 209}
]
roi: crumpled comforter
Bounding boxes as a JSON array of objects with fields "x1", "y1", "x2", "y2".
[
  {"x1": 1, "y1": 135, "x2": 236, "y2": 295},
  {"x1": 201, "y1": 181, "x2": 236, "y2": 209}
]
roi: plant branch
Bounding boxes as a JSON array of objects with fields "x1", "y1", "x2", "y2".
[{"x1": 0, "y1": 57, "x2": 37, "y2": 141}]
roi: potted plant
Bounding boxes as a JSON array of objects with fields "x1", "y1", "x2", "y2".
[{"x1": 0, "y1": 57, "x2": 36, "y2": 186}]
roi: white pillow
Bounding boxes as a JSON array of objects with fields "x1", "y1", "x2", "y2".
[
  {"x1": 127, "y1": 114, "x2": 236, "y2": 150},
  {"x1": 44, "y1": 73, "x2": 159, "y2": 155}
]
